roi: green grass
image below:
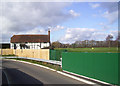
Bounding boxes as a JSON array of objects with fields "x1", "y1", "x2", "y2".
[
  {"x1": 55, "y1": 47, "x2": 119, "y2": 53},
  {"x1": 5, "y1": 58, "x2": 62, "y2": 71},
  {"x1": 0, "y1": 54, "x2": 16, "y2": 57}
]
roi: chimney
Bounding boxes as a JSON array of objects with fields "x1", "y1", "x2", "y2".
[{"x1": 48, "y1": 30, "x2": 50, "y2": 42}]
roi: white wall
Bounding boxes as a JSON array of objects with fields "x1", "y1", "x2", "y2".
[
  {"x1": 16, "y1": 43, "x2": 20, "y2": 49},
  {"x1": 10, "y1": 43, "x2": 14, "y2": 49},
  {"x1": 41, "y1": 43, "x2": 49, "y2": 48},
  {"x1": 11, "y1": 42, "x2": 49, "y2": 49},
  {"x1": 11, "y1": 43, "x2": 20, "y2": 49}
]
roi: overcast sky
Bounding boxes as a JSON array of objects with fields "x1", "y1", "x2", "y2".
[{"x1": 0, "y1": 1, "x2": 119, "y2": 43}]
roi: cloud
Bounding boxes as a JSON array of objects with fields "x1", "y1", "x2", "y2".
[
  {"x1": 89, "y1": 3, "x2": 100, "y2": 8},
  {"x1": 100, "y1": 2, "x2": 118, "y2": 13},
  {"x1": 60, "y1": 28, "x2": 112, "y2": 43},
  {"x1": 1, "y1": 0, "x2": 119, "y2": 2},
  {"x1": 99, "y1": 22, "x2": 111, "y2": 30},
  {"x1": 103, "y1": 10, "x2": 118, "y2": 24},
  {"x1": 111, "y1": 30, "x2": 120, "y2": 39},
  {"x1": 0, "y1": 16, "x2": 14, "y2": 34},
  {"x1": 100, "y1": 2, "x2": 118, "y2": 24},
  {"x1": 48, "y1": 25, "x2": 65, "y2": 31},
  {"x1": 1, "y1": 32, "x2": 14, "y2": 43},
  {"x1": 18, "y1": 27, "x2": 46, "y2": 34},
  {"x1": 0, "y1": 2, "x2": 75, "y2": 42},
  {"x1": 90, "y1": 3, "x2": 118, "y2": 25},
  {"x1": 90, "y1": 2, "x2": 118, "y2": 25},
  {"x1": 1, "y1": 2, "x2": 71, "y2": 31},
  {"x1": 69, "y1": 10, "x2": 80, "y2": 17}
]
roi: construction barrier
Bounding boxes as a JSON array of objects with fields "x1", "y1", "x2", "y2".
[{"x1": 62, "y1": 52, "x2": 119, "y2": 85}]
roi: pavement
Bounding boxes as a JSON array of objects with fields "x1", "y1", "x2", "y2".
[{"x1": 2, "y1": 59, "x2": 90, "y2": 85}]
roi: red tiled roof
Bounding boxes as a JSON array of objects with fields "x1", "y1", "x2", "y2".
[{"x1": 11, "y1": 35, "x2": 50, "y2": 43}]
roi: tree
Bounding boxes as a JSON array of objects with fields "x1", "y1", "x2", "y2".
[
  {"x1": 106, "y1": 34, "x2": 113, "y2": 48},
  {"x1": 116, "y1": 33, "x2": 120, "y2": 47},
  {"x1": 51, "y1": 41, "x2": 62, "y2": 48},
  {"x1": 106, "y1": 34, "x2": 113, "y2": 41},
  {"x1": 116, "y1": 33, "x2": 120, "y2": 41},
  {"x1": 89, "y1": 40, "x2": 95, "y2": 47}
]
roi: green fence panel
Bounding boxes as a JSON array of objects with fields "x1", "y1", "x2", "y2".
[
  {"x1": 50, "y1": 50, "x2": 64, "y2": 61},
  {"x1": 50, "y1": 50, "x2": 56, "y2": 60},
  {"x1": 55, "y1": 50, "x2": 61, "y2": 61},
  {"x1": 62, "y1": 52, "x2": 119, "y2": 85}
]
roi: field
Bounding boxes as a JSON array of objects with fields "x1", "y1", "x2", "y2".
[{"x1": 55, "y1": 47, "x2": 119, "y2": 53}]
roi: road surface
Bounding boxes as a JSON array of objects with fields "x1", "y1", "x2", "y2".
[{"x1": 2, "y1": 59, "x2": 87, "y2": 85}]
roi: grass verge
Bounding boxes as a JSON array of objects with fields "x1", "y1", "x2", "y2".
[
  {"x1": 55, "y1": 47, "x2": 119, "y2": 53},
  {"x1": 1, "y1": 54, "x2": 16, "y2": 57},
  {"x1": 4, "y1": 58, "x2": 62, "y2": 71}
]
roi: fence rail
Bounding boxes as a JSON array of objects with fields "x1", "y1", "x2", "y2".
[{"x1": 1, "y1": 56, "x2": 61, "y2": 65}]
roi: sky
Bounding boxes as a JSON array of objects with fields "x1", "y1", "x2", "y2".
[{"x1": 0, "y1": 1, "x2": 119, "y2": 44}]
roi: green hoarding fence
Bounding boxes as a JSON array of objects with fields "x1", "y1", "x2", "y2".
[
  {"x1": 50, "y1": 50, "x2": 67, "y2": 61},
  {"x1": 62, "y1": 52, "x2": 119, "y2": 85}
]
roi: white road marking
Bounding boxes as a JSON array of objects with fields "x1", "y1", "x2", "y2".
[
  {"x1": 63, "y1": 70, "x2": 111, "y2": 85},
  {"x1": 57, "y1": 71, "x2": 95, "y2": 84}
]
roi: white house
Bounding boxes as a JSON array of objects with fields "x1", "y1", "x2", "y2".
[{"x1": 10, "y1": 31, "x2": 50, "y2": 49}]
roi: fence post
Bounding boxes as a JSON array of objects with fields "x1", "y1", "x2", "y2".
[
  {"x1": 55, "y1": 50, "x2": 56, "y2": 60},
  {"x1": 15, "y1": 49, "x2": 16, "y2": 55},
  {"x1": 1, "y1": 49, "x2": 2, "y2": 56},
  {"x1": 60, "y1": 57, "x2": 62, "y2": 68}
]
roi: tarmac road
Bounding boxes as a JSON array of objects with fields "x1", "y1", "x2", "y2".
[{"x1": 2, "y1": 59, "x2": 87, "y2": 85}]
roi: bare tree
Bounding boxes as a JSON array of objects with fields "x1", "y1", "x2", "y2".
[
  {"x1": 106, "y1": 34, "x2": 113, "y2": 48},
  {"x1": 51, "y1": 41, "x2": 62, "y2": 48},
  {"x1": 116, "y1": 33, "x2": 120, "y2": 47}
]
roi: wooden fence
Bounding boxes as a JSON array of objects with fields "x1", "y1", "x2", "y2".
[
  {"x1": 0, "y1": 49, "x2": 49, "y2": 60},
  {"x1": 0, "y1": 49, "x2": 13, "y2": 55}
]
